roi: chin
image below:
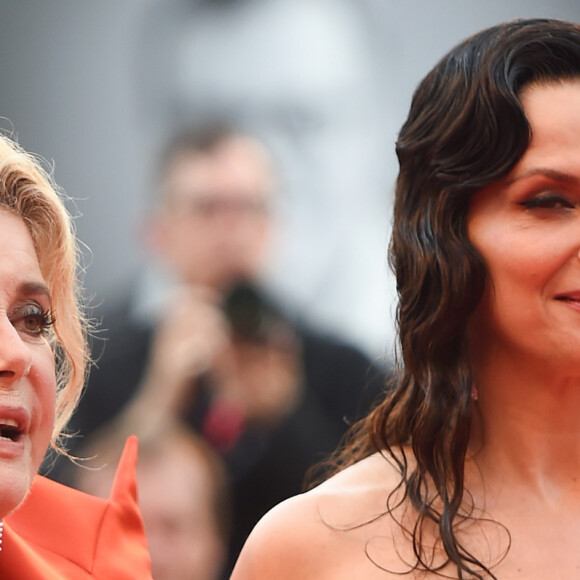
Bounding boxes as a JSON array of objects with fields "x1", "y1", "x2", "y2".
[{"x1": 0, "y1": 463, "x2": 34, "y2": 519}]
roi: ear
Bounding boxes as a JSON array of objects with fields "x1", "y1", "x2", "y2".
[{"x1": 140, "y1": 212, "x2": 168, "y2": 258}]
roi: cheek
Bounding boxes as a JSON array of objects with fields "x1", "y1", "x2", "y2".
[
  {"x1": 484, "y1": 242, "x2": 556, "y2": 305},
  {"x1": 470, "y1": 219, "x2": 544, "y2": 298},
  {"x1": 468, "y1": 256, "x2": 549, "y2": 353},
  {"x1": 30, "y1": 350, "x2": 57, "y2": 465},
  {"x1": 250, "y1": 223, "x2": 272, "y2": 252}
]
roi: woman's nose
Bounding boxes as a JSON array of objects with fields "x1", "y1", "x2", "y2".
[{"x1": 0, "y1": 319, "x2": 32, "y2": 386}]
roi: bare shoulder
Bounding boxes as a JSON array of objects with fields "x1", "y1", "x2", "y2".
[
  {"x1": 231, "y1": 452, "x2": 407, "y2": 580},
  {"x1": 229, "y1": 488, "x2": 330, "y2": 579}
]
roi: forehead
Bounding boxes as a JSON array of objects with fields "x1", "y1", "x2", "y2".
[
  {"x1": 164, "y1": 137, "x2": 274, "y2": 198},
  {"x1": 0, "y1": 210, "x2": 37, "y2": 253},
  {"x1": 0, "y1": 210, "x2": 46, "y2": 291},
  {"x1": 517, "y1": 80, "x2": 580, "y2": 168},
  {"x1": 470, "y1": 79, "x2": 580, "y2": 212},
  {"x1": 138, "y1": 446, "x2": 216, "y2": 512}
]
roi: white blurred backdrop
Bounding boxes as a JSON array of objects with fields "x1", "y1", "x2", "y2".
[{"x1": 0, "y1": 0, "x2": 578, "y2": 360}]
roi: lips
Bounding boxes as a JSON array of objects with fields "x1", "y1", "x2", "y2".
[
  {"x1": 0, "y1": 418, "x2": 23, "y2": 442},
  {"x1": 0, "y1": 408, "x2": 29, "y2": 445},
  {"x1": 555, "y1": 290, "x2": 580, "y2": 302},
  {"x1": 554, "y1": 292, "x2": 580, "y2": 313}
]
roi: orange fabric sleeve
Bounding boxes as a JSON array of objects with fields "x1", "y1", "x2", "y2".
[{"x1": 1, "y1": 436, "x2": 152, "y2": 579}]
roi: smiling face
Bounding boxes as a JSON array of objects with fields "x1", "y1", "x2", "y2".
[
  {"x1": 0, "y1": 210, "x2": 56, "y2": 518},
  {"x1": 467, "y1": 79, "x2": 580, "y2": 384}
]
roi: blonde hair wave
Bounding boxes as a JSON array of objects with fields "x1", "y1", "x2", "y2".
[{"x1": 0, "y1": 134, "x2": 88, "y2": 451}]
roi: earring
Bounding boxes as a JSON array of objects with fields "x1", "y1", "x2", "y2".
[
  {"x1": 471, "y1": 384, "x2": 479, "y2": 402},
  {"x1": 0, "y1": 520, "x2": 4, "y2": 551}
]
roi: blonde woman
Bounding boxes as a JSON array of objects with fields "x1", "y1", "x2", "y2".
[{"x1": 0, "y1": 134, "x2": 151, "y2": 578}]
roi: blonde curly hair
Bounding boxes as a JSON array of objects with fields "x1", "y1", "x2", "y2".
[{"x1": 0, "y1": 134, "x2": 88, "y2": 450}]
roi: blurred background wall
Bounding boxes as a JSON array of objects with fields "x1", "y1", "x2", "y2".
[{"x1": 0, "y1": 0, "x2": 578, "y2": 360}]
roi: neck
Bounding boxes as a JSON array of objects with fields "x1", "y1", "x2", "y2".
[{"x1": 468, "y1": 357, "x2": 580, "y2": 508}]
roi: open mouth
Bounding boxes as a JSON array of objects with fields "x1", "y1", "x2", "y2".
[{"x1": 0, "y1": 419, "x2": 23, "y2": 442}]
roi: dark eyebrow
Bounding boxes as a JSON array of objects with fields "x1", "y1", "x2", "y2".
[
  {"x1": 507, "y1": 168, "x2": 580, "y2": 186},
  {"x1": 19, "y1": 282, "x2": 51, "y2": 302}
]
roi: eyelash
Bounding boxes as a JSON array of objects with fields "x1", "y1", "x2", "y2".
[
  {"x1": 519, "y1": 193, "x2": 576, "y2": 210},
  {"x1": 12, "y1": 304, "x2": 55, "y2": 337}
]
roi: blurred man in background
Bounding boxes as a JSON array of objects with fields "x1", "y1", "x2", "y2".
[
  {"x1": 75, "y1": 425, "x2": 230, "y2": 580},
  {"x1": 61, "y1": 122, "x2": 384, "y2": 573}
]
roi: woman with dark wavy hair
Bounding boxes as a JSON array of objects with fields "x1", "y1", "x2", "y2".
[{"x1": 231, "y1": 18, "x2": 580, "y2": 580}]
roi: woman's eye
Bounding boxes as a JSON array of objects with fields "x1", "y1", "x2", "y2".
[
  {"x1": 13, "y1": 305, "x2": 54, "y2": 337},
  {"x1": 519, "y1": 194, "x2": 576, "y2": 210}
]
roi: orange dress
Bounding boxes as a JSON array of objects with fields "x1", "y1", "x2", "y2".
[{"x1": 1, "y1": 436, "x2": 152, "y2": 579}]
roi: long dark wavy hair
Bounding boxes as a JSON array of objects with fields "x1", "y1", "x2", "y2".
[{"x1": 324, "y1": 18, "x2": 580, "y2": 579}]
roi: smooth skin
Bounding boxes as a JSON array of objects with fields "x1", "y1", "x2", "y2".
[{"x1": 231, "y1": 80, "x2": 580, "y2": 579}]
